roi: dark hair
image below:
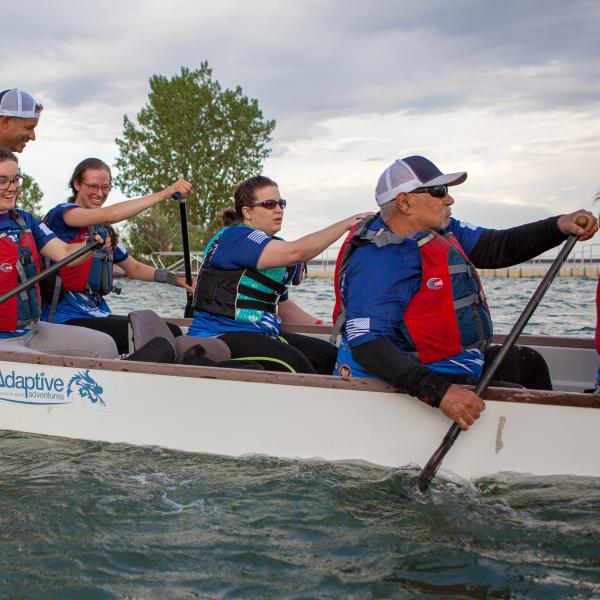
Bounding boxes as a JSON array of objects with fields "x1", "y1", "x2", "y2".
[
  {"x1": 222, "y1": 175, "x2": 278, "y2": 226},
  {"x1": 68, "y1": 157, "x2": 112, "y2": 203},
  {"x1": 0, "y1": 147, "x2": 18, "y2": 164}
]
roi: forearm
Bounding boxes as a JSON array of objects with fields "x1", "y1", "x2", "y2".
[
  {"x1": 470, "y1": 216, "x2": 567, "y2": 268},
  {"x1": 121, "y1": 260, "x2": 157, "y2": 282},
  {"x1": 278, "y1": 299, "x2": 322, "y2": 325},
  {"x1": 100, "y1": 191, "x2": 172, "y2": 224},
  {"x1": 259, "y1": 220, "x2": 353, "y2": 268},
  {"x1": 351, "y1": 337, "x2": 451, "y2": 407},
  {"x1": 291, "y1": 220, "x2": 354, "y2": 262},
  {"x1": 40, "y1": 238, "x2": 95, "y2": 265}
]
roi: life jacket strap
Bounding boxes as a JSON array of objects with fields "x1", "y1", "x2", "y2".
[
  {"x1": 14, "y1": 260, "x2": 31, "y2": 302},
  {"x1": 47, "y1": 276, "x2": 63, "y2": 323},
  {"x1": 244, "y1": 269, "x2": 288, "y2": 294},
  {"x1": 236, "y1": 298, "x2": 278, "y2": 313},
  {"x1": 238, "y1": 283, "x2": 280, "y2": 304},
  {"x1": 454, "y1": 293, "x2": 481, "y2": 310}
]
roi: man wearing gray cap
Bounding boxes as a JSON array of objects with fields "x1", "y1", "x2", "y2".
[
  {"x1": 0, "y1": 88, "x2": 43, "y2": 152},
  {"x1": 333, "y1": 155, "x2": 597, "y2": 431}
]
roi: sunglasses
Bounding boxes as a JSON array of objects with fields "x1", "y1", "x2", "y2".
[
  {"x1": 413, "y1": 185, "x2": 448, "y2": 199},
  {"x1": 251, "y1": 199, "x2": 287, "y2": 210}
]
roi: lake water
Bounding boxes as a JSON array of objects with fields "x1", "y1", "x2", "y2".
[{"x1": 1, "y1": 276, "x2": 598, "y2": 598}]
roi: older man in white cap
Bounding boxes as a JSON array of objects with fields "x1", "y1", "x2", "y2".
[
  {"x1": 0, "y1": 88, "x2": 43, "y2": 152},
  {"x1": 333, "y1": 155, "x2": 597, "y2": 431}
]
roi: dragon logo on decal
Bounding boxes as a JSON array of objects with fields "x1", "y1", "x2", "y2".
[{"x1": 67, "y1": 369, "x2": 105, "y2": 406}]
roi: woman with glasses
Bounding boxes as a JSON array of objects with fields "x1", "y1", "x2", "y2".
[
  {"x1": 187, "y1": 175, "x2": 371, "y2": 374},
  {"x1": 41, "y1": 157, "x2": 193, "y2": 354},
  {"x1": 0, "y1": 147, "x2": 118, "y2": 357}
]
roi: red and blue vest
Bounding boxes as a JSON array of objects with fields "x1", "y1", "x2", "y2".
[
  {"x1": 0, "y1": 212, "x2": 42, "y2": 332},
  {"x1": 332, "y1": 215, "x2": 493, "y2": 364},
  {"x1": 57, "y1": 226, "x2": 113, "y2": 295}
]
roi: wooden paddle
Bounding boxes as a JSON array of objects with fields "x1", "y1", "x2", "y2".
[
  {"x1": 172, "y1": 191, "x2": 194, "y2": 317},
  {"x1": 0, "y1": 238, "x2": 102, "y2": 306},
  {"x1": 416, "y1": 215, "x2": 589, "y2": 493}
]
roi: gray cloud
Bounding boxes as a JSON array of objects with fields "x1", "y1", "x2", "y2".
[
  {"x1": 4, "y1": 0, "x2": 598, "y2": 129},
  {"x1": 4, "y1": 0, "x2": 600, "y2": 218}
]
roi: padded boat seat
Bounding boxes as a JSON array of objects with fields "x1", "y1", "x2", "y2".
[{"x1": 128, "y1": 310, "x2": 231, "y2": 363}]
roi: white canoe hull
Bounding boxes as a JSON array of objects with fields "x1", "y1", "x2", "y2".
[{"x1": 1, "y1": 332, "x2": 599, "y2": 481}]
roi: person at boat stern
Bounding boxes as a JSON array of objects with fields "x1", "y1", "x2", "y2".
[
  {"x1": 0, "y1": 148, "x2": 118, "y2": 357},
  {"x1": 41, "y1": 158, "x2": 193, "y2": 354},
  {"x1": 333, "y1": 155, "x2": 597, "y2": 430},
  {"x1": 0, "y1": 89, "x2": 42, "y2": 153},
  {"x1": 187, "y1": 175, "x2": 372, "y2": 374}
]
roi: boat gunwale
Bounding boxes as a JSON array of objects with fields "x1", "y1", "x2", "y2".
[{"x1": 2, "y1": 340, "x2": 599, "y2": 410}]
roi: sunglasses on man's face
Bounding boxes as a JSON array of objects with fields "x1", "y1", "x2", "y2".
[
  {"x1": 251, "y1": 199, "x2": 287, "y2": 210},
  {"x1": 413, "y1": 185, "x2": 448, "y2": 199}
]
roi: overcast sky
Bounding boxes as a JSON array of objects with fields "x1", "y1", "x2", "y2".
[{"x1": 3, "y1": 0, "x2": 600, "y2": 247}]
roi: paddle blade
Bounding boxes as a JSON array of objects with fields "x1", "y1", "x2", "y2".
[{"x1": 416, "y1": 424, "x2": 460, "y2": 493}]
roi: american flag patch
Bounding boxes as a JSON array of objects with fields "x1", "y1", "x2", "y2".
[
  {"x1": 346, "y1": 317, "x2": 370, "y2": 340},
  {"x1": 248, "y1": 230, "x2": 269, "y2": 245}
]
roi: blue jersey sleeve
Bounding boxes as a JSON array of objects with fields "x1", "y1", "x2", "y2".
[
  {"x1": 209, "y1": 226, "x2": 273, "y2": 269},
  {"x1": 113, "y1": 241, "x2": 129, "y2": 263},
  {"x1": 43, "y1": 203, "x2": 82, "y2": 243},
  {"x1": 445, "y1": 218, "x2": 486, "y2": 255},
  {"x1": 14, "y1": 210, "x2": 56, "y2": 251}
]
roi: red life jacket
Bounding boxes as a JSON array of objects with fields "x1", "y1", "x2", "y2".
[
  {"x1": 402, "y1": 231, "x2": 491, "y2": 364},
  {"x1": 0, "y1": 211, "x2": 42, "y2": 332},
  {"x1": 332, "y1": 218, "x2": 492, "y2": 363},
  {"x1": 40, "y1": 224, "x2": 114, "y2": 322},
  {"x1": 58, "y1": 226, "x2": 112, "y2": 294},
  {"x1": 332, "y1": 225, "x2": 359, "y2": 327}
]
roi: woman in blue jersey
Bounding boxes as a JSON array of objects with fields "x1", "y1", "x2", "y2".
[
  {"x1": 0, "y1": 148, "x2": 118, "y2": 358},
  {"x1": 41, "y1": 158, "x2": 193, "y2": 354},
  {"x1": 188, "y1": 175, "x2": 371, "y2": 374}
]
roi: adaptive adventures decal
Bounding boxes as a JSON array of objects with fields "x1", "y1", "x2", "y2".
[{"x1": 0, "y1": 366, "x2": 110, "y2": 409}]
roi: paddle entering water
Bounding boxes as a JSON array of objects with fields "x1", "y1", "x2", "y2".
[
  {"x1": 172, "y1": 191, "x2": 194, "y2": 317},
  {"x1": 0, "y1": 238, "x2": 102, "y2": 307},
  {"x1": 416, "y1": 215, "x2": 589, "y2": 493}
]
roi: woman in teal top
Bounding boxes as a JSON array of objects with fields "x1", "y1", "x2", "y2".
[{"x1": 188, "y1": 175, "x2": 370, "y2": 373}]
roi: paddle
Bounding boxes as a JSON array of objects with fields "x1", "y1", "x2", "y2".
[
  {"x1": 416, "y1": 216, "x2": 588, "y2": 493},
  {"x1": 0, "y1": 238, "x2": 102, "y2": 306},
  {"x1": 172, "y1": 191, "x2": 194, "y2": 317}
]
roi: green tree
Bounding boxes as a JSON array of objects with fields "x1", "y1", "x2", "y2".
[
  {"x1": 114, "y1": 63, "x2": 276, "y2": 260},
  {"x1": 17, "y1": 173, "x2": 44, "y2": 219}
]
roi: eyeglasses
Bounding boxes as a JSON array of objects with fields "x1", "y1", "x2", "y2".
[
  {"x1": 251, "y1": 199, "x2": 287, "y2": 210},
  {"x1": 413, "y1": 185, "x2": 448, "y2": 199},
  {"x1": 0, "y1": 175, "x2": 24, "y2": 190},
  {"x1": 81, "y1": 182, "x2": 113, "y2": 194}
]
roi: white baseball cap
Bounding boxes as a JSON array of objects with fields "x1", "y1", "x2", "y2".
[
  {"x1": 375, "y1": 155, "x2": 467, "y2": 206},
  {"x1": 0, "y1": 89, "x2": 43, "y2": 119}
]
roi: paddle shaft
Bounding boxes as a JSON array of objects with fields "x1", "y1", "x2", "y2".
[
  {"x1": 416, "y1": 232, "x2": 581, "y2": 492},
  {"x1": 173, "y1": 192, "x2": 194, "y2": 317},
  {"x1": 0, "y1": 239, "x2": 102, "y2": 306}
]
